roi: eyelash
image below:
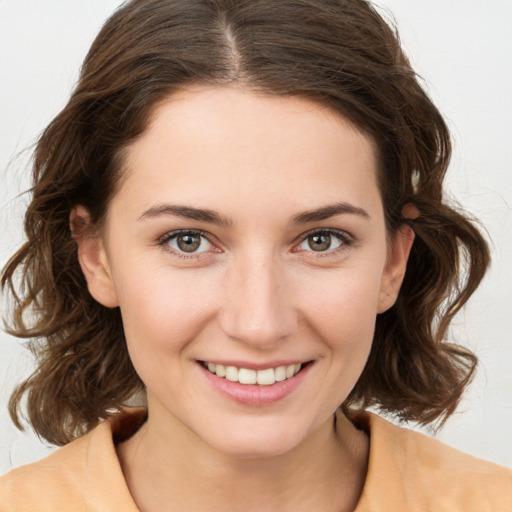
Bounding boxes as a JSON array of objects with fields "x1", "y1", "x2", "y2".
[
  {"x1": 294, "y1": 228, "x2": 354, "y2": 257},
  {"x1": 158, "y1": 229, "x2": 214, "y2": 259},
  {"x1": 157, "y1": 228, "x2": 354, "y2": 259}
]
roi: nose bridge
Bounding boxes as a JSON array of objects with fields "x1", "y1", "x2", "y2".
[{"x1": 219, "y1": 249, "x2": 297, "y2": 347}]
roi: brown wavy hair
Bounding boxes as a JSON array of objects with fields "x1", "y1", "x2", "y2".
[{"x1": 2, "y1": 0, "x2": 489, "y2": 446}]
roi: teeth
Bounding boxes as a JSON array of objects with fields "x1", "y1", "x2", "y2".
[
  {"x1": 225, "y1": 366, "x2": 239, "y2": 382},
  {"x1": 285, "y1": 364, "x2": 295, "y2": 378},
  {"x1": 256, "y1": 368, "x2": 275, "y2": 386},
  {"x1": 238, "y1": 368, "x2": 257, "y2": 385},
  {"x1": 274, "y1": 366, "x2": 287, "y2": 382},
  {"x1": 204, "y1": 362, "x2": 303, "y2": 385}
]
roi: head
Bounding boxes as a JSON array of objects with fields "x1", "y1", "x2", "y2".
[{"x1": 2, "y1": 0, "x2": 489, "y2": 446}]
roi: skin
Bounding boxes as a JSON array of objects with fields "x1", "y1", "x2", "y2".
[{"x1": 75, "y1": 86, "x2": 414, "y2": 511}]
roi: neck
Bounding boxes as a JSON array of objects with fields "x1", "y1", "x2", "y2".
[{"x1": 117, "y1": 407, "x2": 368, "y2": 512}]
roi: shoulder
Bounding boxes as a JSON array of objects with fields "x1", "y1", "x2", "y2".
[
  {"x1": 0, "y1": 409, "x2": 145, "y2": 512},
  {"x1": 0, "y1": 431, "x2": 94, "y2": 511},
  {"x1": 351, "y1": 410, "x2": 512, "y2": 512}
]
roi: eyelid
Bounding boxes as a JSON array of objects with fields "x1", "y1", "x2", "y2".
[
  {"x1": 292, "y1": 227, "x2": 355, "y2": 254},
  {"x1": 158, "y1": 229, "x2": 219, "y2": 257}
]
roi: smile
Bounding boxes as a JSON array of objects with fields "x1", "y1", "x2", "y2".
[{"x1": 202, "y1": 362, "x2": 302, "y2": 386}]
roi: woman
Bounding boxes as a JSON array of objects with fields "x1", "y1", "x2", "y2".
[{"x1": 1, "y1": 0, "x2": 511, "y2": 510}]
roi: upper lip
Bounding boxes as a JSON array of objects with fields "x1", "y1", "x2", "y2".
[{"x1": 198, "y1": 359, "x2": 312, "y2": 370}]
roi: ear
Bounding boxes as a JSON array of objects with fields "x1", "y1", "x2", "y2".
[
  {"x1": 70, "y1": 206, "x2": 119, "y2": 308},
  {"x1": 377, "y1": 222, "x2": 415, "y2": 314}
]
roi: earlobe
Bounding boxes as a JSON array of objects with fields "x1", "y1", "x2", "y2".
[
  {"x1": 70, "y1": 206, "x2": 119, "y2": 308},
  {"x1": 377, "y1": 223, "x2": 415, "y2": 313}
]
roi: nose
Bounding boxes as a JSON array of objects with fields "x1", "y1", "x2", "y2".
[{"x1": 218, "y1": 252, "x2": 298, "y2": 349}]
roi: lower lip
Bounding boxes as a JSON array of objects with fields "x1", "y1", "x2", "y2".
[{"x1": 198, "y1": 362, "x2": 312, "y2": 406}]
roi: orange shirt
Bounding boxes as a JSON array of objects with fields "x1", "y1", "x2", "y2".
[{"x1": 1, "y1": 408, "x2": 511, "y2": 511}]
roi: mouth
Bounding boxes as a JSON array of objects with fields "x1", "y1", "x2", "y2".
[{"x1": 200, "y1": 361, "x2": 309, "y2": 386}]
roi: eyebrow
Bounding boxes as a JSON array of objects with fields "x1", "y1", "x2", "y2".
[
  {"x1": 138, "y1": 204, "x2": 232, "y2": 226},
  {"x1": 138, "y1": 201, "x2": 370, "y2": 226},
  {"x1": 289, "y1": 202, "x2": 370, "y2": 225}
]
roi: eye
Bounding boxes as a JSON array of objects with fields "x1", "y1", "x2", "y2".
[
  {"x1": 297, "y1": 229, "x2": 351, "y2": 253},
  {"x1": 161, "y1": 230, "x2": 213, "y2": 254}
]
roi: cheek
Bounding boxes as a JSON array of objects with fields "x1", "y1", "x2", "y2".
[
  {"x1": 114, "y1": 269, "x2": 221, "y2": 400},
  {"x1": 296, "y1": 264, "x2": 384, "y2": 395},
  {"x1": 112, "y1": 260, "x2": 220, "y2": 360},
  {"x1": 288, "y1": 267, "x2": 383, "y2": 411},
  {"x1": 297, "y1": 264, "x2": 384, "y2": 342}
]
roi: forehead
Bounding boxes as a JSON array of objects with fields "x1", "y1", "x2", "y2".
[{"x1": 114, "y1": 86, "x2": 382, "y2": 222}]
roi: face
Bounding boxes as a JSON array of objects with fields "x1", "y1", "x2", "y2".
[{"x1": 78, "y1": 86, "x2": 411, "y2": 458}]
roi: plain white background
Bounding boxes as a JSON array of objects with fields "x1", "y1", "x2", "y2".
[{"x1": 1, "y1": 1, "x2": 511, "y2": 475}]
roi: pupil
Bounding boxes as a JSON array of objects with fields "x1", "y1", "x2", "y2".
[
  {"x1": 309, "y1": 233, "x2": 331, "y2": 251},
  {"x1": 178, "y1": 234, "x2": 200, "y2": 252}
]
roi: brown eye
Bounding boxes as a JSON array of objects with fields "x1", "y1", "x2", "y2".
[
  {"x1": 164, "y1": 231, "x2": 213, "y2": 254},
  {"x1": 177, "y1": 233, "x2": 201, "y2": 252},
  {"x1": 308, "y1": 233, "x2": 332, "y2": 251},
  {"x1": 298, "y1": 230, "x2": 347, "y2": 253}
]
